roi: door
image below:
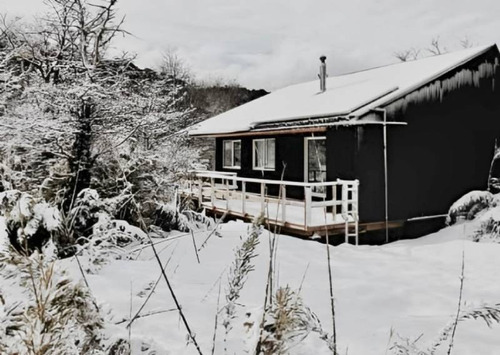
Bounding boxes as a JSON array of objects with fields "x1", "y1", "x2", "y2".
[{"x1": 304, "y1": 137, "x2": 327, "y2": 196}]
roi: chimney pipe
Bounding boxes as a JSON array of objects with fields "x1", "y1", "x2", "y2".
[{"x1": 319, "y1": 55, "x2": 327, "y2": 92}]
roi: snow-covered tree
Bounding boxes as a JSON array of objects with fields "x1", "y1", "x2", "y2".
[{"x1": 0, "y1": 1, "x2": 201, "y2": 253}]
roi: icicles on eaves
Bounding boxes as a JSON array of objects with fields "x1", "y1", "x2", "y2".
[
  {"x1": 491, "y1": 57, "x2": 499, "y2": 91},
  {"x1": 386, "y1": 60, "x2": 498, "y2": 116}
]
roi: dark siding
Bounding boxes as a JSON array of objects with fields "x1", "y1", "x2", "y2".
[
  {"x1": 326, "y1": 126, "x2": 385, "y2": 222},
  {"x1": 326, "y1": 127, "x2": 357, "y2": 180},
  {"x1": 216, "y1": 134, "x2": 316, "y2": 198},
  {"x1": 385, "y1": 80, "x2": 500, "y2": 221}
]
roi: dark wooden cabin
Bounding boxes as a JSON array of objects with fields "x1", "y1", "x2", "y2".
[{"x1": 187, "y1": 44, "x2": 500, "y2": 241}]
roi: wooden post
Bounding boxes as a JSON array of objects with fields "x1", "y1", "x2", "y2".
[
  {"x1": 210, "y1": 177, "x2": 215, "y2": 208},
  {"x1": 260, "y1": 182, "x2": 265, "y2": 214},
  {"x1": 332, "y1": 184, "x2": 337, "y2": 222},
  {"x1": 197, "y1": 178, "x2": 202, "y2": 208},
  {"x1": 354, "y1": 180, "x2": 360, "y2": 245},
  {"x1": 242, "y1": 181, "x2": 246, "y2": 215},
  {"x1": 281, "y1": 185, "x2": 287, "y2": 223},
  {"x1": 342, "y1": 183, "x2": 349, "y2": 244},
  {"x1": 225, "y1": 178, "x2": 229, "y2": 211},
  {"x1": 304, "y1": 186, "x2": 312, "y2": 229}
]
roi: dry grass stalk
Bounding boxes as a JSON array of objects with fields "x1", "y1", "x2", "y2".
[
  {"x1": 255, "y1": 166, "x2": 286, "y2": 355},
  {"x1": 211, "y1": 280, "x2": 222, "y2": 355},
  {"x1": 0, "y1": 248, "x2": 104, "y2": 354},
  {"x1": 223, "y1": 218, "x2": 262, "y2": 354},
  {"x1": 259, "y1": 286, "x2": 337, "y2": 355},
  {"x1": 446, "y1": 250, "x2": 465, "y2": 355}
]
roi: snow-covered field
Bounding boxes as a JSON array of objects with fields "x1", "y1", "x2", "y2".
[
  {"x1": 2, "y1": 216, "x2": 500, "y2": 354},
  {"x1": 57, "y1": 219, "x2": 500, "y2": 354}
]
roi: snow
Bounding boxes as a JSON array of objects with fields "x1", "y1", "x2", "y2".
[
  {"x1": 48, "y1": 219, "x2": 499, "y2": 354},
  {"x1": 2, "y1": 208, "x2": 500, "y2": 353},
  {"x1": 447, "y1": 190, "x2": 495, "y2": 224},
  {"x1": 188, "y1": 45, "x2": 494, "y2": 136},
  {"x1": 448, "y1": 191, "x2": 493, "y2": 215}
]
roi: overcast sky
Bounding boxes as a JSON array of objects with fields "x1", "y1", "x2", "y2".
[{"x1": 4, "y1": 0, "x2": 500, "y2": 90}]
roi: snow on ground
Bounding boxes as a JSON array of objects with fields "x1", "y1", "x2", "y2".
[
  {"x1": 56, "y1": 218, "x2": 499, "y2": 354},
  {"x1": 2, "y1": 216, "x2": 499, "y2": 354}
]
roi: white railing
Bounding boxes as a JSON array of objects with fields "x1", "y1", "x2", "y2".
[{"x1": 184, "y1": 170, "x2": 360, "y2": 244}]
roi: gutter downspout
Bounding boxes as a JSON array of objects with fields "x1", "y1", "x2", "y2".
[{"x1": 371, "y1": 108, "x2": 389, "y2": 243}]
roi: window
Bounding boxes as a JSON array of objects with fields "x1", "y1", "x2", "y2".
[
  {"x1": 223, "y1": 140, "x2": 241, "y2": 169},
  {"x1": 253, "y1": 138, "x2": 275, "y2": 170},
  {"x1": 305, "y1": 137, "x2": 327, "y2": 195}
]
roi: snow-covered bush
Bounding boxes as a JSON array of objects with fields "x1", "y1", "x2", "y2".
[
  {"x1": 76, "y1": 216, "x2": 147, "y2": 274},
  {"x1": 0, "y1": 163, "x2": 12, "y2": 192},
  {"x1": 470, "y1": 205, "x2": 500, "y2": 243},
  {"x1": 154, "y1": 202, "x2": 215, "y2": 232},
  {"x1": 446, "y1": 191, "x2": 494, "y2": 225},
  {"x1": 0, "y1": 190, "x2": 60, "y2": 253}
]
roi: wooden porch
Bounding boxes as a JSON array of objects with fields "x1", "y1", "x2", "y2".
[{"x1": 182, "y1": 171, "x2": 361, "y2": 244}]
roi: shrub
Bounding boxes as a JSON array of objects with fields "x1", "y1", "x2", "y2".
[
  {"x1": 472, "y1": 217, "x2": 500, "y2": 243},
  {"x1": 153, "y1": 202, "x2": 215, "y2": 232},
  {"x1": 447, "y1": 191, "x2": 494, "y2": 225},
  {"x1": 0, "y1": 190, "x2": 61, "y2": 253}
]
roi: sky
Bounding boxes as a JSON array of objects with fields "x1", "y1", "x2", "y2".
[{"x1": 3, "y1": 0, "x2": 500, "y2": 91}]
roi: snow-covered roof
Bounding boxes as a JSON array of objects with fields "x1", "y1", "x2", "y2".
[{"x1": 189, "y1": 45, "x2": 496, "y2": 136}]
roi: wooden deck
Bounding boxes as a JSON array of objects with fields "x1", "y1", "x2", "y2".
[{"x1": 182, "y1": 171, "x2": 360, "y2": 244}]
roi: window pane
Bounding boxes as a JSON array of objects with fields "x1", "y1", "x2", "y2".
[
  {"x1": 254, "y1": 140, "x2": 264, "y2": 168},
  {"x1": 223, "y1": 141, "x2": 232, "y2": 167},
  {"x1": 233, "y1": 141, "x2": 241, "y2": 167},
  {"x1": 266, "y1": 139, "x2": 275, "y2": 169},
  {"x1": 308, "y1": 139, "x2": 326, "y2": 181}
]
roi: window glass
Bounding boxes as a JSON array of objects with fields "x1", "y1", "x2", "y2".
[
  {"x1": 223, "y1": 141, "x2": 232, "y2": 167},
  {"x1": 233, "y1": 141, "x2": 241, "y2": 166},
  {"x1": 307, "y1": 139, "x2": 326, "y2": 182},
  {"x1": 253, "y1": 139, "x2": 275, "y2": 170},
  {"x1": 223, "y1": 140, "x2": 241, "y2": 168},
  {"x1": 266, "y1": 139, "x2": 275, "y2": 169}
]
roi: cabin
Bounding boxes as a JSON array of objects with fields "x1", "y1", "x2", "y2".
[{"x1": 185, "y1": 44, "x2": 500, "y2": 244}]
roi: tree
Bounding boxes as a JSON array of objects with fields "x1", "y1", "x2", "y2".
[
  {"x1": 427, "y1": 36, "x2": 446, "y2": 55},
  {"x1": 393, "y1": 48, "x2": 421, "y2": 62},
  {"x1": 393, "y1": 37, "x2": 474, "y2": 62},
  {"x1": 159, "y1": 48, "x2": 193, "y2": 85},
  {"x1": 0, "y1": 1, "x2": 200, "y2": 251}
]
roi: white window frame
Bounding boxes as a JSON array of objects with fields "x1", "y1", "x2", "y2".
[
  {"x1": 222, "y1": 139, "x2": 241, "y2": 169},
  {"x1": 252, "y1": 138, "x2": 276, "y2": 171}
]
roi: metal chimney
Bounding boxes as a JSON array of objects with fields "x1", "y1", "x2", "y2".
[{"x1": 319, "y1": 55, "x2": 327, "y2": 92}]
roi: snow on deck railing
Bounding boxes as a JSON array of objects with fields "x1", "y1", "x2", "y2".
[{"x1": 184, "y1": 170, "x2": 359, "y2": 243}]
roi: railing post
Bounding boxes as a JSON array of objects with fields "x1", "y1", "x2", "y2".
[
  {"x1": 332, "y1": 183, "x2": 337, "y2": 222},
  {"x1": 281, "y1": 185, "x2": 287, "y2": 223},
  {"x1": 260, "y1": 182, "x2": 266, "y2": 214},
  {"x1": 197, "y1": 177, "x2": 203, "y2": 208},
  {"x1": 304, "y1": 186, "x2": 312, "y2": 229},
  {"x1": 354, "y1": 180, "x2": 360, "y2": 245},
  {"x1": 210, "y1": 177, "x2": 215, "y2": 208},
  {"x1": 225, "y1": 178, "x2": 230, "y2": 211},
  {"x1": 242, "y1": 181, "x2": 246, "y2": 215}
]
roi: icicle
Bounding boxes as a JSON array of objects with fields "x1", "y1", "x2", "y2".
[{"x1": 386, "y1": 60, "x2": 497, "y2": 114}]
